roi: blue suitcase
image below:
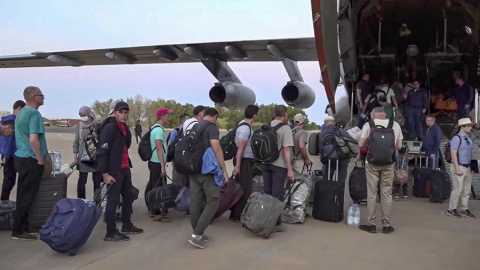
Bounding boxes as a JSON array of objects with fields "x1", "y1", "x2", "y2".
[{"x1": 39, "y1": 184, "x2": 109, "y2": 256}]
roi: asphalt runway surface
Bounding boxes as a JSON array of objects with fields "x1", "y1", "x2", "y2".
[{"x1": 0, "y1": 129, "x2": 479, "y2": 270}]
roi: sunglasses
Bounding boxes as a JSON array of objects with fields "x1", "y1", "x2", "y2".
[{"x1": 464, "y1": 137, "x2": 471, "y2": 146}]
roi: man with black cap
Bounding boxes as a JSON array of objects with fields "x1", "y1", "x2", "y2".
[
  {"x1": 97, "y1": 101, "x2": 143, "y2": 242},
  {"x1": 182, "y1": 105, "x2": 206, "y2": 136}
]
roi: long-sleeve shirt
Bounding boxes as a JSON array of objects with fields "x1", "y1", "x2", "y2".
[
  {"x1": 454, "y1": 83, "x2": 474, "y2": 107},
  {"x1": 420, "y1": 123, "x2": 443, "y2": 156},
  {"x1": 0, "y1": 114, "x2": 16, "y2": 159},
  {"x1": 406, "y1": 88, "x2": 428, "y2": 110}
]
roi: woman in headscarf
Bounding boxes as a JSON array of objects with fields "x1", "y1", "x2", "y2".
[{"x1": 73, "y1": 106, "x2": 100, "y2": 199}]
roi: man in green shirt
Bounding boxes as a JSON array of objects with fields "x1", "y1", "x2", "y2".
[
  {"x1": 12, "y1": 86, "x2": 47, "y2": 241},
  {"x1": 379, "y1": 95, "x2": 394, "y2": 120}
]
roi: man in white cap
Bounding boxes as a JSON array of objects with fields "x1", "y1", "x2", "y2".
[
  {"x1": 291, "y1": 114, "x2": 312, "y2": 175},
  {"x1": 318, "y1": 116, "x2": 353, "y2": 185},
  {"x1": 447, "y1": 118, "x2": 475, "y2": 218}
]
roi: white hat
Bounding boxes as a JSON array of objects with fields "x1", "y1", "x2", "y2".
[
  {"x1": 293, "y1": 114, "x2": 306, "y2": 124},
  {"x1": 457, "y1": 118, "x2": 473, "y2": 127},
  {"x1": 324, "y1": 116, "x2": 335, "y2": 122},
  {"x1": 108, "y1": 99, "x2": 120, "y2": 115}
]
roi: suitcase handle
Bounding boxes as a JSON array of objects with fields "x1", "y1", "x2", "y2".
[
  {"x1": 416, "y1": 153, "x2": 435, "y2": 170},
  {"x1": 94, "y1": 183, "x2": 111, "y2": 208}
]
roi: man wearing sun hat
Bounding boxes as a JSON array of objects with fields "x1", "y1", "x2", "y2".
[
  {"x1": 291, "y1": 113, "x2": 312, "y2": 175},
  {"x1": 447, "y1": 118, "x2": 476, "y2": 218},
  {"x1": 145, "y1": 107, "x2": 173, "y2": 222}
]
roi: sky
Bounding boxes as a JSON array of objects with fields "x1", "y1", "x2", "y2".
[{"x1": 0, "y1": 0, "x2": 336, "y2": 123}]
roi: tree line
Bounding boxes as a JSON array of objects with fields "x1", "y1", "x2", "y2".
[{"x1": 91, "y1": 95, "x2": 320, "y2": 130}]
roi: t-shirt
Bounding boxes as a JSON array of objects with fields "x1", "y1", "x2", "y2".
[
  {"x1": 450, "y1": 131, "x2": 473, "y2": 165},
  {"x1": 118, "y1": 122, "x2": 129, "y2": 169},
  {"x1": 380, "y1": 86, "x2": 396, "y2": 105},
  {"x1": 195, "y1": 120, "x2": 220, "y2": 150},
  {"x1": 150, "y1": 124, "x2": 167, "y2": 163},
  {"x1": 234, "y1": 120, "x2": 253, "y2": 159},
  {"x1": 292, "y1": 128, "x2": 308, "y2": 161},
  {"x1": 182, "y1": 118, "x2": 199, "y2": 136},
  {"x1": 168, "y1": 125, "x2": 181, "y2": 144},
  {"x1": 14, "y1": 106, "x2": 47, "y2": 159},
  {"x1": 270, "y1": 120, "x2": 294, "y2": 168},
  {"x1": 356, "y1": 80, "x2": 373, "y2": 105},
  {"x1": 360, "y1": 119, "x2": 403, "y2": 143}
]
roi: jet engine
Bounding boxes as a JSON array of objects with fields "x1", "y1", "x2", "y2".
[
  {"x1": 281, "y1": 81, "x2": 316, "y2": 109},
  {"x1": 209, "y1": 82, "x2": 256, "y2": 110}
]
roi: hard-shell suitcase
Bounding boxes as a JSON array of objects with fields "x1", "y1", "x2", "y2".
[
  {"x1": 28, "y1": 173, "x2": 68, "y2": 232},
  {"x1": 349, "y1": 161, "x2": 367, "y2": 203},
  {"x1": 39, "y1": 184, "x2": 110, "y2": 256},
  {"x1": 312, "y1": 159, "x2": 344, "y2": 222},
  {"x1": 240, "y1": 192, "x2": 284, "y2": 239},
  {"x1": 430, "y1": 169, "x2": 451, "y2": 203},
  {"x1": 412, "y1": 155, "x2": 433, "y2": 198},
  {"x1": 213, "y1": 177, "x2": 244, "y2": 219},
  {"x1": 0, "y1": 201, "x2": 15, "y2": 230}
]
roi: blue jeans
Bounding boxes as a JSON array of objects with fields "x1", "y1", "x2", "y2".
[
  {"x1": 407, "y1": 108, "x2": 424, "y2": 139},
  {"x1": 457, "y1": 107, "x2": 471, "y2": 122},
  {"x1": 356, "y1": 107, "x2": 366, "y2": 129}
]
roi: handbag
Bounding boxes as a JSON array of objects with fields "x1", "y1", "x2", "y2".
[{"x1": 394, "y1": 157, "x2": 408, "y2": 185}]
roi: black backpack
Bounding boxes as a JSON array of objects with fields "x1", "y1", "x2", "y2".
[
  {"x1": 365, "y1": 89, "x2": 386, "y2": 112},
  {"x1": 138, "y1": 125, "x2": 163, "y2": 161},
  {"x1": 166, "y1": 127, "x2": 181, "y2": 163},
  {"x1": 173, "y1": 122, "x2": 214, "y2": 174},
  {"x1": 319, "y1": 133, "x2": 338, "y2": 163},
  {"x1": 84, "y1": 124, "x2": 100, "y2": 164},
  {"x1": 220, "y1": 122, "x2": 251, "y2": 161},
  {"x1": 366, "y1": 120, "x2": 396, "y2": 165},
  {"x1": 251, "y1": 122, "x2": 284, "y2": 163}
]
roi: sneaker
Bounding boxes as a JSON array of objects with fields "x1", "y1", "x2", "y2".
[
  {"x1": 121, "y1": 225, "x2": 144, "y2": 235},
  {"x1": 104, "y1": 229, "x2": 130, "y2": 242},
  {"x1": 459, "y1": 210, "x2": 475, "y2": 218},
  {"x1": 273, "y1": 224, "x2": 287, "y2": 233},
  {"x1": 11, "y1": 232, "x2": 37, "y2": 241},
  {"x1": 359, "y1": 225, "x2": 377, "y2": 234},
  {"x1": 383, "y1": 226, "x2": 395, "y2": 234},
  {"x1": 394, "y1": 195, "x2": 400, "y2": 201},
  {"x1": 199, "y1": 234, "x2": 210, "y2": 243},
  {"x1": 403, "y1": 196, "x2": 408, "y2": 201},
  {"x1": 446, "y1": 209, "x2": 462, "y2": 218},
  {"x1": 188, "y1": 234, "x2": 206, "y2": 249}
]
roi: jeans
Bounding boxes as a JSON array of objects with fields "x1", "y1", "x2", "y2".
[
  {"x1": 77, "y1": 171, "x2": 101, "y2": 199},
  {"x1": 230, "y1": 158, "x2": 254, "y2": 220},
  {"x1": 457, "y1": 107, "x2": 471, "y2": 122},
  {"x1": 262, "y1": 164, "x2": 287, "y2": 225},
  {"x1": 356, "y1": 107, "x2": 366, "y2": 129},
  {"x1": 393, "y1": 183, "x2": 408, "y2": 197},
  {"x1": 1, "y1": 158, "x2": 16, "y2": 201},
  {"x1": 407, "y1": 108, "x2": 424, "y2": 139},
  {"x1": 105, "y1": 169, "x2": 134, "y2": 235},
  {"x1": 189, "y1": 173, "x2": 220, "y2": 235},
  {"x1": 12, "y1": 157, "x2": 43, "y2": 235}
]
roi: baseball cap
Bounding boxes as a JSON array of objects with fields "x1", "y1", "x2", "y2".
[
  {"x1": 193, "y1": 105, "x2": 206, "y2": 116},
  {"x1": 114, "y1": 101, "x2": 130, "y2": 112},
  {"x1": 293, "y1": 114, "x2": 306, "y2": 124},
  {"x1": 156, "y1": 108, "x2": 173, "y2": 117},
  {"x1": 108, "y1": 99, "x2": 120, "y2": 115},
  {"x1": 324, "y1": 116, "x2": 335, "y2": 122}
]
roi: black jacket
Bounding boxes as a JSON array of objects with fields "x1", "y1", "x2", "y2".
[{"x1": 97, "y1": 117, "x2": 132, "y2": 175}]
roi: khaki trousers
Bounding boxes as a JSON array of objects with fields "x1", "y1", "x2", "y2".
[
  {"x1": 365, "y1": 163, "x2": 394, "y2": 227},
  {"x1": 448, "y1": 164, "x2": 472, "y2": 211}
]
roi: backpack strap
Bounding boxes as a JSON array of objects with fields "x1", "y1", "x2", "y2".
[
  {"x1": 272, "y1": 122, "x2": 285, "y2": 131},
  {"x1": 387, "y1": 119, "x2": 394, "y2": 129},
  {"x1": 236, "y1": 121, "x2": 252, "y2": 139},
  {"x1": 368, "y1": 120, "x2": 375, "y2": 129}
]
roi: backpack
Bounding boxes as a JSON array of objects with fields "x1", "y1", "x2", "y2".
[
  {"x1": 138, "y1": 126, "x2": 162, "y2": 161},
  {"x1": 251, "y1": 123, "x2": 285, "y2": 163},
  {"x1": 445, "y1": 134, "x2": 462, "y2": 163},
  {"x1": 365, "y1": 89, "x2": 386, "y2": 112},
  {"x1": 220, "y1": 122, "x2": 251, "y2": 161},
  {"x1": 166, "y1": 127, "x2": 180, "y2": 163},
  {"x1": 173, "y1": 122, "x2": 214, "y2": 174},
  {"x1": 334, "y1": 129, "x2": 359, "y2": 159},
  {"x1": 84, "y1": 124, "x2": 100, "y2": 164},
  {"x1": 319, "y1": 133, "x2": 338, "y2": 163},
  {"x1": 366, "y1": 120, "x2": 396, "y2": 165},
  {"x1": 394, "y1": 156, "x2": 408, "y2": 185}
]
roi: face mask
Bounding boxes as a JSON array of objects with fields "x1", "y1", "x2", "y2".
[{"x1": 81, "y1": 116, "x2": 90, "y2": 122}]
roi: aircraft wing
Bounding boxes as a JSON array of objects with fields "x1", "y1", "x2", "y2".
[{"x1": 0, "y1": 38, "x2": 318, "y2": 68}]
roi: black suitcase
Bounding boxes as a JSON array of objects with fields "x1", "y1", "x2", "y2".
[
  {"x1": 312, "y1": 159, "x2": 344, "y2": 222},
  {"x1": 349, "y1": 162, "x2": 367, "y2": 203},
  {"x1": 412, "y1": 155, "x2": 433, "y2": 198},
  {"x1": 430, "y1": 170, "x2": 451, "y2": 203},
  {"x1": 28, "y1": 173, "x2": 68, "y2": 232}
]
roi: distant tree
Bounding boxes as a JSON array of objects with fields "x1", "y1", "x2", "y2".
[
  {"x1": 126, "y1": 94, "x2": 147, "y2": 126},
  {"x1": 91, "y1": 98, "x2": 113, "y2": 121}
]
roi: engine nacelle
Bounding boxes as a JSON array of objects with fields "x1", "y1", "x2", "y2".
[
  {"x1": 281, "y1": 81, "x2": 316, "y2": 109},
  {"x1": 209, "y1": 82, "x2": 256, "y2": 110}
]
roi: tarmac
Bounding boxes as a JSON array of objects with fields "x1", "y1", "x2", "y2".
[{"x1": 0, "y1": 127, "x2": 479, "y2": 270}]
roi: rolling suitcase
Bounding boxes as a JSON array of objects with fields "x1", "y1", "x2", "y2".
[
  {"x1": 412, "y1": 155, "x2": 433, "y2": 198},
  {"x1": 349, "y1": 161, "x2": 367, "y2": 203},
  {"x1": 0, "y1": 201, "x2": 15, "y2": 231},
  {"x1": 28, "y1": 173, "x2": 68, "y2": 232},
  {"x1": 430, "y1": 169, "x2": 451, "y2": 203},
  {"x1": 213, "y1": 177, "x2": 244, "y2": 219},
  {"x1": 240, "y1": 192, "x2": 284, "y2": 239},
  {"x1": 40, "y1": 184, "x2": 110, "y2": 256},
  {"x1": 312, "y1": 159, "x2": 344, "y2": 222}
]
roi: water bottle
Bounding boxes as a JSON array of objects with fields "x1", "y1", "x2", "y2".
[
  {"x1": 347, "y1": 203, "x2": 355, "y2": 226},
  {"x1": 54, "y1": 151, "x2": 62, "y2": 176},
  {"x1": 353, "y1": 203, "x2": 360, "y2": 227}
]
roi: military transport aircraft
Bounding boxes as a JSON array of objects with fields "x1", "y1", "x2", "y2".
[{"x1": 1, "y1": 0, "x2": 479, "y2": 127}]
